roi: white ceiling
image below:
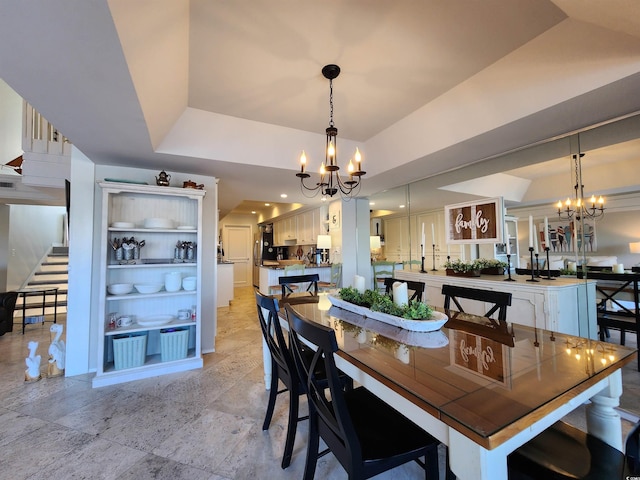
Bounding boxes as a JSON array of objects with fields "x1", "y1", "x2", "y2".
[{"x1": 1, "y1": 0, "x2": 640, "y2": 218}]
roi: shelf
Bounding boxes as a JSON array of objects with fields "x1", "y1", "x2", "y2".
[
  {"x1": 106, "y1": 290, "x2": 196, "y2": 301},
  {"x1": 108, "y1": 227, "x2": 197, "y2": 233},
  {"x1": 107, "y1": 261, "x2": 196, "y2": 269},
  {"x1": 105, "y1": 320, "x2": 196, "y2": 336}
]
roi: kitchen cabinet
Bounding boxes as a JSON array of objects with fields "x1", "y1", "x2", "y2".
[
  {"x1": 93, "y1": 182, "x2": 205, "y2": 388},
  {"x1": 383, "y1": 216, "x2": 410, "y2": 262},
  {"x1": 275, "y1": 216, "x2": 297, "y2": 245},
  {"x1": 217, "y1": 262, "x2": 234, "y2": 307},
  {"x1": 298, "y1": 210, "x2": 315, "y2": 244}
]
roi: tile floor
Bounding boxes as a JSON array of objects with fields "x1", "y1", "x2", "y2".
[{"x1": 0, "y1": 286, "x2": 638, "y2": 479}]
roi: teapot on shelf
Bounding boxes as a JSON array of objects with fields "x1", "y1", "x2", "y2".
[{"x1": 156, "y1": 170, "x2": 171, "y2": 186}]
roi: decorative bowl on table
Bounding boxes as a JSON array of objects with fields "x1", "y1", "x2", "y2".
[
  {"x1": 134, "y1": 283, "x2": 163, "y2": 294},
  {"x1": 107, "y1": 283, "x2": 134, "y2": 295}
]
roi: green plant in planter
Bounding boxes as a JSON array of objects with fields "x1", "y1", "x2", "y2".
[
  {"x1": 443, "y1": 258, "x2": 484, "y2": 273},
  {"x1": 477, "y1": 258, "x2": 509, "y2": 269},
  {"x1": 337, "y1": 287, "x2": 433, "y2": 320}
]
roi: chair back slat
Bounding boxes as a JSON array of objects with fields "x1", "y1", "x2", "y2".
[
  {"x1": 442, "y1": 284, "x2": 512, "y2": 321},
  {"x1": 280, "y1": 273, "x2": 319, "y2": 298}
]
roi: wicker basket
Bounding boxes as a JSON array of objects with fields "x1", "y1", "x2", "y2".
[
  {"x1": 113, "y1": 333, "x2": 147, "y2": 370},
  {"x1": 160, "y1": 328, "x2": 189, "y2": 362}
]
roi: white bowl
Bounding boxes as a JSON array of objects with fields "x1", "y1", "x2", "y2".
[
  {"x1": 144, "y1": 217, "x2": 173, "y2": 229},
  {"x1": 111, "y1": 221, "x2": 135, "y2": 229},
  {"x1": 182, "y1": 276, "x2": 197, "y2": 291},
  {"x1": 134, "y1": 283, "x2": 163, "y2": 294},
  {"x1": 137, "y1": 314, "x2": 175, "y2": 327},
  {"x1": 108, "y1": 283, "x2": 134, "y2": 295}
]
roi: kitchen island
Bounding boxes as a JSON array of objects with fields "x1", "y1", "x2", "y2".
[
  {"x1": 258, "y1": 264, "x2": 331, "y2": 294},
  {"x1": 395, "y1": 269, "x2": 596, "y2": 337}
]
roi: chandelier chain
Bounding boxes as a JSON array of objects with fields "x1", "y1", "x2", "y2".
[{"x1": 329, "y1": 79, "x2": 334, "y2": 128}]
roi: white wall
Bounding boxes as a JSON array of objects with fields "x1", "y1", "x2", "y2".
[
  {"x1": 0, "y1": 79, "x2": 22, "y2": 166},
  {"x1": 0, "y1": 205, "x2": 8, "y2": 291},
  {"x1": 6, "y1": 204, "x2": 66, "y2": 290}
]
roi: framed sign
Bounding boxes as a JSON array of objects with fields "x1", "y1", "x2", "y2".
[
  {"x1": 444, "y1": 197, "x2": 504, "y2": 244},
  {"x1": 449, "y1": 330, "x2": 511, "y2": 389}
]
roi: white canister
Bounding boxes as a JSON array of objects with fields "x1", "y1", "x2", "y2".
[
  {"x1": 164, "y1": 272, "x2": 182, "y2": 292},
  {"x1": 613, "y1": 263, "x2": 625, "y2": 274}
]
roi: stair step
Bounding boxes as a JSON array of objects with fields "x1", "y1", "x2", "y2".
[
  {"x1": 34, "y1": 270, "x2": 68, "y2": 276},
  {"x1": 51, "y1": 246, "x2": 69, "y2": 255},
  {"x1": 27, "y1": 279, "x2": 68, "y2": 286}
]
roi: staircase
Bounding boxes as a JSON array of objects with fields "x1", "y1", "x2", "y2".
[{"x1": 15, "y1": 246, "x2": 68, "y2": 327}]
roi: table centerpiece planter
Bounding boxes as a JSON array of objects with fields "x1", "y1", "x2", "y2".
[{"x1": 328, "y1": 294, "x2": 447, "y2": 332}]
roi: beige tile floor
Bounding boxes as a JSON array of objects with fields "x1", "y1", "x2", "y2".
[{"x1": 0, "y1": 286, "x2": 637, "y2": 479}]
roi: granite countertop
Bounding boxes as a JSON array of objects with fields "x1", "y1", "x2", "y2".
[{"x1": 261, "y1": 264, "x2": 331, "y2": 270}]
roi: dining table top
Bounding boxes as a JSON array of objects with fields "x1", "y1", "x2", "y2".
[{"x1": 280, "y1": 293, "x2": 637, "y2": 450}]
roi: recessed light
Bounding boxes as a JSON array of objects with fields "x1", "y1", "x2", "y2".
[
  {"x1": 399, "y1": 204, "x2": 405, "y2": 208},
  {"x1": 369, "y1": 202, "x2": 375, "y2": 206},
  {"x1": 251, "y1": 211, "x2": 256, "y2": 214},
  {"x1": 280, "y1": 194, "x2": 288, "y2": 198},
  {"x1": 264, "y1": 203, "x2": 270, "y2": 206}
]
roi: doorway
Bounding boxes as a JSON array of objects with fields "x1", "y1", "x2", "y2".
[{"x1": 223, "y1": 225, "x2": 252, "y2": 287}]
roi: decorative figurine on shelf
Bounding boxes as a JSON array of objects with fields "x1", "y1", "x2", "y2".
[
  {"x1": 25, "y1": 341, "x2": 42, "y2": 382},
  {"x1": 48, "y1": 324, "x2": 65, "y2": 377},
  {"x1": 155, "y1": 170, "x2": 171, "y2": 187}
]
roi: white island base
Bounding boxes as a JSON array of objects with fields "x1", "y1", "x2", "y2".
[{"x1": 395, "y1": 269, "x2": 597, "y2": 337}]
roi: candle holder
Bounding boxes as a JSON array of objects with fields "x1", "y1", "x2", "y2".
[
  {"x1": 542, "y1": 247, "x2": 555, "y2": 280},
  {"x1": 420, "y1": 244, "x2": 427, "y2": 273},
  {"x1": 535, "y1": 253, "x2": 540, "y2": 276},
  {"x1": 527, "y1": 247, "x2": 539, "y2": 282},
  {"x1": 504, "y1": 254, "x2": 515, "y2": 281},
  {"x1": 431, "y1": 244, "x2": 437, "y2": 271}
]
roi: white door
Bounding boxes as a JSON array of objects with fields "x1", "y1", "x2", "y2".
[{"x1": 225, "y1": 225, "x2": 252, "y2": 287}]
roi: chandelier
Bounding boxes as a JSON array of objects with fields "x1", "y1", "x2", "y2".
[
  {"x1": 296, "y1": 64, "x2": 365, "y2": 199},
  {"x1": 555, "y1": 152, "x2": 605, "y2": 221}
]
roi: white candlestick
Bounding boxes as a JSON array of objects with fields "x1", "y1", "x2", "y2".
[
  {"x1": 534, "y1": 224, "x2": 539, "y2": 254},
  {"x1": 447, "y1": 243, "x2": 451, "y2": 256},
  {"x1": 421, "y1": 223, "x2": 425, "y2": 256},
  {"x1": 431, "y1": 223, "x2": 436, "y2": 244},
  {"x1": 528, "y1": 216, "x2": 534, "y2": 248},
  {"x1": 544, "y1": 217, "x2": 550, "y2": 249},
  {"x1": 506, "y1": 237, "x2": 511, "y2": 255},
  {"x1": 392, "y1": 281, "x2": 409, "y2": 307}
]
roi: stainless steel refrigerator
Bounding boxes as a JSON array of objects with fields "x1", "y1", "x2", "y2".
[{"x1": 253, "y1": 223, "x2": 277, "y2": 287}]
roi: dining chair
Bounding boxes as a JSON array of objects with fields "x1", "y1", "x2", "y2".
[
  {"x1": 508, "y1": 419, "x2": 640, "y2": 479},
  {"x1": 0, "y1": 291, "x2": 18, "y2": 336},
  {"x1": 383, "y1": 278, "x2": 425, "y2": 302},
  {"x1": 442, "y1": 284, "x2": 512, "y2": 322},
  {"x1": 280, "y1": 273, "x2": 319, "y2": 298},
  {"x1": 285, "y1": 303, "x2": 443, "y2": 480},
  {"x1": 255, "y1": 289, "x2": 352, "y2": 469},
  {"x1": 403, "y1": 259, "x2": 422, "y2": 271},
  {"x1": 269, "y1": 264, "x2": 305, "y2": 296},
  {"x1": 318, "y1": 263, "x2": 342, "y2": 291},
  {"x1": 372, "y1": 261, "x2": 396, "y2": 293}
]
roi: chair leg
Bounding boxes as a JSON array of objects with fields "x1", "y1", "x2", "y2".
[
  {"x1": 281, "y1": 388, "x2": 300, "y2": 469},
  {"x1": 303, "y1": 409, "x2": 320, "y2": 480},
  {"x1": 262, "y1": 365, "x2": 279, "y2": 431},
  {"x1": 424, "y1": 444, "x2": 439, "y2": 480}
]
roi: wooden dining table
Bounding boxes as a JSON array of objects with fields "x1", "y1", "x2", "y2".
[{"x1": 265, "y1": 293, "x2": 637, "y2": 480}]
